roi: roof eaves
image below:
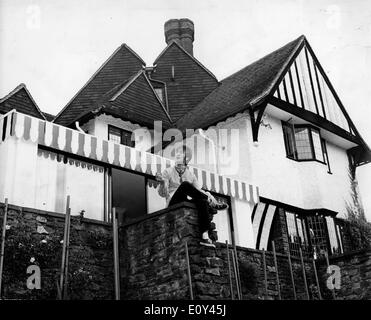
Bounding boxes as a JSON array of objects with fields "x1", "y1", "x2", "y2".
[{"x1": 153, "y1": 41, "x2": 218, "y2": 81}]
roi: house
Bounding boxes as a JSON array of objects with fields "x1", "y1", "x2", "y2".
[{"x1": 0, "y1": 19, "x2": 370, "y2": 260}]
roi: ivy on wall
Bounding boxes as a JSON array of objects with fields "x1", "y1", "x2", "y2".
[{"x1": 0, "y1": 208, "x2": 114, "y2": 300}]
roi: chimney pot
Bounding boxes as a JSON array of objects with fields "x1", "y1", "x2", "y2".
[{"x1": 164, "y1": 18, "x2": 194, "y2": 56}]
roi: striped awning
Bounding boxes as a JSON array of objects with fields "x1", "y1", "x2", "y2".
[
  {"x1": 0, "y1": 110, "x2": 260, "y2": 204},
  {"x1": 251, "y1": 202, "x2": 277, "y2": 250}
]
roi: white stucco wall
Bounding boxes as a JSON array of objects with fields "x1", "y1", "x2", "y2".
[
  {"x1": 248, "y1": 111, "x2": 351, "y2": 216},
  {"x1": 0, "y1": 136, "x2": 38, "y2": 207},
  {"x1": 88, "y1": 114, "x2": 161, "y2": 153},
  {"x1": 0, "y1": 135, "x2": 105, "y2": 220},
  {"x1": 191, "y1": 110, "x2": 352, "y2": 216}
]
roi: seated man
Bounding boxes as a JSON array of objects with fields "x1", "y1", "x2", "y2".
[{"x1": 156, "y1": 145, "x2": 228, "y2": 245}]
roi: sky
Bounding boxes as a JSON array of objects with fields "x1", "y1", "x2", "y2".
[{"x1": 0, "y1": 0, "x2": 370, "y2": 219}]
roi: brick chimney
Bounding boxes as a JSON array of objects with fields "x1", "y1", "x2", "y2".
[{"x1": 164, "y1": 18, "x2": 194, "y2": 55}]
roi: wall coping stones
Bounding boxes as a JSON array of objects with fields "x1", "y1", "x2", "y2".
[{"x1": 0, "y1": 202, "x2": 112, "y2": 228}]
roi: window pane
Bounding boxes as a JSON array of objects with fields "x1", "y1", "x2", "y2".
[
  {"x1": 286, "y1": 211, "x2": 297, "y2": 242},
  {"x1": 336, "y1": 224, "x2": 344, "y2": 253},
  {"x1": 312, "y1": 130, "x2": 324, "y2": 162},
  {"x1": 326, "y1": 216, "x2": 340, "y2": 254},
  {"x1": 154, "y1": 88, "x2": 164, "y2": 103},
  {"x1": 282, "y1": 124, "x2": 296, "y2": 158},
  {"x1": 121, "y1": 129, "x2": 134, "y2": 147},
  {"x1": 294, "y1": 127, "x2": 313, "y2": 159},
  {"x1": 307, "y1": 215, "x2": 328, "y2": 258},
  {"x1": 108, "y1": 126, "x2": 121, "y2": 144},
  {"x1": 296, "y1": 216, "x2": 307, "y2": 245}
]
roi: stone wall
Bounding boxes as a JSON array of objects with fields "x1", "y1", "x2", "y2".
[
  {"x1": 317, "y1": 249, "x2": 371, "y2": 300},
  {"x1": 1, "y1": 201, "x2": 370, "y2": 300},
  {"x1": 120, "y1": 202, "x2": 322, "y2": 300},
  {"x1": 0, "y1": 203, "x2": 114, "y2": 300}
]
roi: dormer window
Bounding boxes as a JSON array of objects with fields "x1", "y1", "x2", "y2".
[
  {"x1": 282, "y1": 122, "x2": 330, "y2": 170},
  {"x1": 108, "y1": 125, "x2": 135, "y2": 148},
  {"x1": 154, "y1": 88, "x2": 164, "y2": 103}
]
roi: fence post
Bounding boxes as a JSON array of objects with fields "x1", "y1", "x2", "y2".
[
  {"x1": 59, "y1": 195, "x2": 71, "y2": 300},
  {"x1": 287, "y1": 250, "x2": 297, "y2": 300},
  {"x1": 272, "y1": 241, "x2": 281, "y2": 300},
  {"x1": 262, "y1": 249, "x2": 268, "y2": 299},
  {"x1": 299, "y1": 247, "x2": 310, "y2": 300},
  {"x1": 113, "y1": 207, "x2": 121, "y2": 300},
  {"x1": 233, "y1": 244, "x2": 242, "y2": 299},
  {"x1": 231, "y1": 251, "x2": 241, "y2": 300},
  {"x1": 325, "y1": 250, "x2": 336, "y2": 300},
  {"x1": 312, "y1": 259, "x2": 322, "y2": 300},
  {"x1": 0, "y1": 198, "x2": 9, "y2": 299},
  {"x1": 225, "y1": 241, "x2": 234, "y2": 300},
  {"x1": 185, "y1": 241, "x2": 194, "y2": 300}
]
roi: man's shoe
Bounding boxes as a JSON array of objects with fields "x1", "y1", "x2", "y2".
[{"x1": 212, "y1": 202, "x2": 229, "y2": 211}]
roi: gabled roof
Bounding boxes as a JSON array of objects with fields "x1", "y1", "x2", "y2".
[
  {"x1": 0, "y1": 84, "x2": 46, "y2": 120},
  {"x1": 42, "y1": 112, "x2": 55, "y2": 122},
  {"x1": 151, "y1": 41, "x2": 219, "y2": 121},
  {"x1": 75, "y1": 70, "x2": 173, "y2": 129},
  {"x1": 176, "y1": 35, "x2": 305, "y2": 130},
  {"x1": 153, "y1": 40, "x2": 218, "y2": 80},
  {"x1": 53, "y1": 43, "x2": 145, "y2": 127}
]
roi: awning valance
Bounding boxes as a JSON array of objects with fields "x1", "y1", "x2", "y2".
[{"x1": 0, "y1": 110, "x2": 260, "y2": 204}]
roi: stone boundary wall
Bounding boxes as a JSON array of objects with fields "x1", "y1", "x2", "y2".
[
  {"x1": 0, "y1": 203, "x2": 114, "y2": 299},
  {"x1": 1, "y1": 202, "x2": 370, "y2": 300}
]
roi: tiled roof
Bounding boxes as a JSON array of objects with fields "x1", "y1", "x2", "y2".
[
  {"x1": 0, "y1": 84, "x2": 46, "y2": 120},
  {"x1": 151, "y1": 41, "x2": 219, "y2": 122},
  {"x1": 53, "y1": 44, "x2": 145, "y2": 127},
  {"x1": 76, "y1": 71, "x2": 173, "y2": 129},
  {"x1": 176, "y1": 36, "x2": 305, "y2": 130},
  {"x1": 42, "y1": 112, "x2": 55, "y2": 122}
]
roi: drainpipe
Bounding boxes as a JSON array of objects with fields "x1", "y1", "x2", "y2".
[
  {"x1": 198, "y1": 129, "x2": 218, "y2": 175},
  {"x1": 75, "y1": 121, "x2": 85, "y2": 133}
]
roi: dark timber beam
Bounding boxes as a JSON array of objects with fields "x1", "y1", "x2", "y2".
[
  {"x1": 249, "y1": 102, "x2": 268, "y2": 142},
  {"x1": 268, "y1": 96, "x2": 361, "y2": 146}
]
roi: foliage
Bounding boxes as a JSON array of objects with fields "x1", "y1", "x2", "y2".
[
  {"x1": 0, "y1": 214, "x2": 114, "y2": 300},
  {"x1": 346, "y1": 165, "x2": 366, "y2": 223},
  {"x1": 345, "y1": 164, "x2": 371, "y2": 249}
]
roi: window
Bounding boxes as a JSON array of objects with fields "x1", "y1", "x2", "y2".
[
  {"x1": 285, "y1": 211, "x2": 310, "y2": 258},
  {"x1": 282, "y1": 122, "x2": 329, "y2": 165},
  {"x1": 326, "y1": 216, "x2": 343, "y2": 255},
  {"x1": 294, "y1": 127, "x2": 312, "y2": 160},
  {"x1": 307, "y1": 214, "x2": 330, "y2": 258},
  {"x1": 321, "y1": 138, "x2": 332, "y2": 173},
  {"x1": 154, "y1": 88, "x2": 164, "y2": 103},
  {"x1": 108, "y1": 125, "x2": 135, "y2": 147}
]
